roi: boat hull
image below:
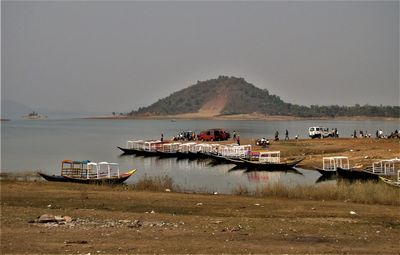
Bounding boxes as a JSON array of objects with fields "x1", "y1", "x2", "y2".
[
  {"x1": 315, "y1": 167, "x2": 337, "y2": 176},
  {"x1": 117, "y1": 147, "x2": 159, "y2": 157},
  {"x1": 379, "y1": 176, "x2": 400, "y2": 187},
  {"x1": 157, "y1": 151, "x2": 180, "y2": 158},
  {"x1": 229, "y1": 158, "x2": 304, "y2": 171},
  {"x1": 117, "y1": 146, "x2": 138, "y2": 155},
  {"x1": 38, "y1": 170, "x2": 136, "y2": 184},
  {"x1": 336, "y1": 167, "x2": 379, "y2": 181}
]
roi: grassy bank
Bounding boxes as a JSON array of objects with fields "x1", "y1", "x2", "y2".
[
  {"x1": 108, "y1": 175, "x2": 400, "y2": 205},
  {"x1": 233, "y1": 181, "x2": 400, "y2": 205}
]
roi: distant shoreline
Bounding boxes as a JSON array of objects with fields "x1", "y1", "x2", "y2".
[{"x1": 84, "y1": 113, "x2": 399, "y2": 121}]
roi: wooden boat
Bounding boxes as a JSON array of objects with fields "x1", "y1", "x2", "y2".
[
  {"x1": 117, "y1": 140, "x2": 145, "y2": 155},
  {"x1": 38, "y1": 160, "x2": 136, "y2": 184},
  {"x1": 226, "y1": 151, "x2": 303, "y2": 170},
  {"x1": 207, "y1": 144, "x2": 252, "y2": 164},
  {"x1": 176, "y1": 142, "x2": 199, "y2": 159},
  {"x1": 315, "y1": 156, "x2": 349, "y2": 176},
  {"x1": 117, "y1": 146, "x2": 138, "y2": 155},
  {"x1": 238, "y1": 157, "x2": 304, "y2": 170},
  {"x1": 336, "y1": 167, "x2": 379, "y2": 181},
  {"x1": 336, "y1": 158, "x2": 399, "y2": 181},
  {"x1": 157, "y1": 143, "x2": 181, "y2": 158},
  {"x1": 118, "y1": 140, "x2": 163, "y2": 156}
]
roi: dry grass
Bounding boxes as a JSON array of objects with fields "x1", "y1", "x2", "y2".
[
  {"x1": 129, "y1": 174, "x2": 399, "y2": 206},
  {"x1": 233, "y1": 181, "x2": 400, "y2": 205},
  {"x1": 129, "y1": 174, "x2": 179, "y2": 192}
]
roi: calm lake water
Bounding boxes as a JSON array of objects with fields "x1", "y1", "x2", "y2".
[{"x1": 1, "y1": 119, "x2": 398, "y2": 194}]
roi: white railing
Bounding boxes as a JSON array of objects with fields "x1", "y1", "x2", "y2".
[
  {"x1": 179, "y1": 142, "x2": 197, "y2": 153},
  {"x1": 372, "y1": 158, "x2": 400, "y2": 175},
  {"x1": 88, "y1": 162, "x2": 120, "y2": 179},
  {"x1": 259, "y1": 151, "x2": 281, "y2": 163},
  {"x1": 161, "y1": 142, "x2": 182, "y2": 153},
  {"x1": 222, "y1": 145, "x2": 252, "y2": 158},
  {"x1": 195, "y1": 143, "x2": 212, "y2": 153},
  {"x1": 126, "y1": 140, "x2": 145, "y2": 150},
  {"x1": 143, "y1": 140, "x2": 162, "y2": 152},
  {"x1": 322, "y1": 156, "x2": 349, "y2": 171}
]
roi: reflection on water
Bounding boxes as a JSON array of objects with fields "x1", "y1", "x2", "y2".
[
  {"x1": 315, "y1": 174, "x2": 337, "y2": 183},
  {"x1": 117, "y1": 153, "x2": 323, "y2": 194},
  {"x1": 246, "y1": 171, "x2": 281, "y2": 184}
]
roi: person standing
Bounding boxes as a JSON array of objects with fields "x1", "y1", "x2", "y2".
[
  {"x1": 236, "y1": 135, "x2": 240, "y2": 145},
  {"x1": 285, "y1": 129, "x2": 289, "y2": 140},
  {"x1": 233, "y1": 131, "x2": 237, "y2": 140},
  {"x1": 161, "y1": 133, "x2": 164, "y2": 142},
  {"x1": 275, "y1": 131, "x2": 279, "y2": 141}
]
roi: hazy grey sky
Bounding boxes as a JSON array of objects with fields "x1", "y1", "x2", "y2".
[{"x1": 2, "y1": 1, "x2": 399, "y2": 114}]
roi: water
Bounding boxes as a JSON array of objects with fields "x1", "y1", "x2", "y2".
[{"x1": 1, "y1": 118, "x2": 398, "y2": 194}]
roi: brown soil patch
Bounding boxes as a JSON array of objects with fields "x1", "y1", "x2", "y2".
[
  {"x1": 1, "y1": 181, "x2": 399, "y2": 254},
  {"x1": 197, "y1": 84, "x2": 229, "y2": 116}
]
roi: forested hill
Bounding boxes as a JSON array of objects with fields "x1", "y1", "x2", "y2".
[{"x1": 128, "y1": 76, "x2": 399, "y2": 118}]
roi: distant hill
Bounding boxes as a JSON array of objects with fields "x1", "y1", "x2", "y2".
[{"x1": 129, "y1": 76, "x2": 399, "y2": 118}]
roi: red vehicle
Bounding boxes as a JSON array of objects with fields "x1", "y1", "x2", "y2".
[{"x1": 197, "y1": 129, "x2": 230, "y2": 141}]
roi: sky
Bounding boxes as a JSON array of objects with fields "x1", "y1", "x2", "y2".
[{"x1": 2, "y1": 1, "x2": 399, "y2": 114}]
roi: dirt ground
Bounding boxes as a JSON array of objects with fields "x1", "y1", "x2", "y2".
[{"x1": 1, "y1": 181, "x2": 399, "y2": 254}]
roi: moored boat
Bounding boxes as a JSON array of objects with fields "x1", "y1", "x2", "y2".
[
  {"x1": 337, "y1": 158, "x2": 399, "y2": 181},
  {"x1": 208, "y1": 144, "x2": 252, "y2": 163},
  {"x1": 157, "y1": 142, "x2": 182, "y2": 158},
  {"x1": 38, "y1": 160, "x2": 136, "y2": 184},
  {"x1": 117, "y1": 140, "x2": 145, "y2": 155},
  {"x1": 118, "y1": 140, "x2": 163, "y2": 156},
  {"x1": 315, "y1": 156, "x2": 349, "y2": 176},
  {"x1": 336, "y1": 167, "x2": 379, "y2": 181},
  {"x1": 227, "y1": 151, "x2": 303, "y2": 170}
]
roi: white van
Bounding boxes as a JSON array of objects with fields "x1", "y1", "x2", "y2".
[{"x1": 309, "y1": 127, "x2": 333, "y2": 139}]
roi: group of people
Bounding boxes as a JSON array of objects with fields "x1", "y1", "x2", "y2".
[
  {"x1": 388, "y1": 129, "x2": 400, "y2": 139},
  {"x1": 352, "y1": 130, "x2": 371, "y2": 138},
  {"x1": 352, "y1": 129, "x2": 399, "y2": 139},
  {"x1": 255, "y1": 130, "x2": 298, "y2": 148},
  {"x1": 275, "y1": 130, "x2": 298, "y2": 141},
  {"x1": 378, "y1": 129, "x2": 400, "y2": 139}
]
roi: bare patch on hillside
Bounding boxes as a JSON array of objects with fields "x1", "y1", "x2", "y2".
[{"x1": 196, "y1": 84, "x2": 229, "y2": 116}]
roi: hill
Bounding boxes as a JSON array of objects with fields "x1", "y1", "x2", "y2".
[{"x1": 128, "y1": 76, "x2": 399, "y2": 118}]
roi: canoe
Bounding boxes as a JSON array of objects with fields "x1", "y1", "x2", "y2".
[
  {"x1": 38, "y1": 169, "x2": 136, "y2": 184},
  {"x1": 379, "y1": 176, "x2": 400, "y2": 188}
]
